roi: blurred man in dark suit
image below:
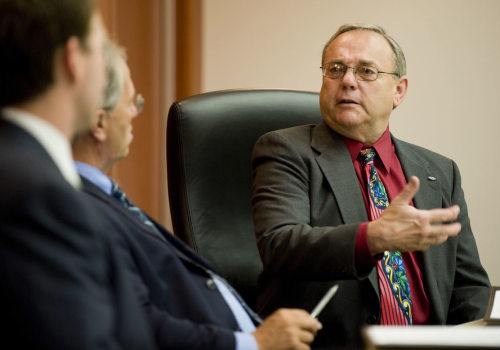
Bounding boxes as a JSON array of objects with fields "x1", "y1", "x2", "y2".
[
  {"x1": 72, "y1": 41, "x2": 322, "y2": 350},
  {"x1": 0, "y1": 1, "x2": 155, "y2": 348}
]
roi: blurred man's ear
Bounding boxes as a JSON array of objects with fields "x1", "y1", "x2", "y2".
[
  {"x1": 92, "y1": 109, "x2": 108, "y2": 141},
  {"x1": 62, "y1": 36, "x2": 86, "y2": 84}
]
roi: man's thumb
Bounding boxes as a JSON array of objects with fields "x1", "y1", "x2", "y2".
[{"x1": 392, "y1": 176, "x2": 419, "y2": 205}]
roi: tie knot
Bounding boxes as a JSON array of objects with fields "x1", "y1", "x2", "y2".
[
  {"x1": 111, "y1": 182, "x2": 122, "y2": 196},
  {"x1": 111, "y1": 182, "x2": 128, "y2": 204},
  {"x1": 360, "y1": 147, "x2": 376, "y2": 165}
]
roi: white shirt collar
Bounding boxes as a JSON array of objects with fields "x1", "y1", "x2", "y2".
[{"x1": 2, "y1": 107, "x2": 81, "y2": 189}]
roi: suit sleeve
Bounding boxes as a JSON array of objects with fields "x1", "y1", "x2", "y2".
[
  {"x1": 447, "y1": 160, "x2": 491, "y2": 323},
  {"x1": 111, "y1": 230, "x2": 237, "y2": 350},
  {"x1": 146, "y1": 303, "x2": 237, "y2": 350},
  {"x1": 251, "y1": 130, "x2": 367, "y2": 280}
]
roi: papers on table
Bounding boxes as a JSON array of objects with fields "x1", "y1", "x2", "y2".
[
  {"x1": 363, "y1": 286, "x2": 500, "y2": 349},
  {"x1": 363, "y1": 325, "x2": 500, "y2": 349}
]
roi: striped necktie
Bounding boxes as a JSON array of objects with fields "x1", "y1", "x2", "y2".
[
  {"x1": 111, "y1": 182, "x2": 166, "y2": 241},
  {"x1": 359, "y1": 147, "x2": 412, "y2": 325}
]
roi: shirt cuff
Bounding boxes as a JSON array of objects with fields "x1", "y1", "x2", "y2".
[
  {"x1": 355, "y1": 222, "x2": 379, "y2": 269},
  {"x1": 235, "y1": 332, "x2": 258, "y2": 350}
]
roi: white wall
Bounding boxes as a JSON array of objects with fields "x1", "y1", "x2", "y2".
[{"x1": 202, "y1": 0, "x2": 500, "y2": 285}]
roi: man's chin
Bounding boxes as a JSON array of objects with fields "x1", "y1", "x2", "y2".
[{"x1": 330, "y1": 112, "x2": 369, "y2": 129}]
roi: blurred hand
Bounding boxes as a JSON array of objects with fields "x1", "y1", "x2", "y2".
[
  {"x1": 367, "y1": 176, "x2": 461, "y2": 254},
  {"x1": 253, "y1": 308, "x2": 322, "y2": 350}
]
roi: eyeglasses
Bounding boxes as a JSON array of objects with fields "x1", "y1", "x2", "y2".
[
  {"x1": 135, "y1": 94, "x2": 145, "y2": 114},
  {"x1": 320, "y1": 62, "x2": 399, "y2": 81}
]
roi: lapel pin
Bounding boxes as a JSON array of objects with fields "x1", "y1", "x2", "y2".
[{"x1": 428, "y1": 176, "x2": 436, "y2": 181}]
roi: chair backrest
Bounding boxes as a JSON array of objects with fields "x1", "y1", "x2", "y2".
[{"x1": 166, "y1": 89, "x2": 322, "y2": 309}]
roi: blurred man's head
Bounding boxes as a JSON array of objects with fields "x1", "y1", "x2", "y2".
[
  {"x1": 0, "y1": 0, "x2": 107, "y2": 138},
  {"x1": 73, "y1": 41, "x2": 143, "y2": 172},
  {"x1": 99, "y1": 43, "x2": 142, "y2": 168}
]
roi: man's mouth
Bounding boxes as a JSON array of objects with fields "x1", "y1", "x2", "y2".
[{"x1": 337, "y1": 99, "x2": 358, "y2": 105}]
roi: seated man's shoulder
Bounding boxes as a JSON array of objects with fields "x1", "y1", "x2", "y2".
[
  {"x1": 257, "y1": 124, "x2": 316, "y2": 148},
  {"x1": 395, "y1": 138, "x2": 455, "y2": 166}
]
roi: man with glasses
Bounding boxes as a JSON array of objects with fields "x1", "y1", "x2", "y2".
[
  {"x1": 73, "y1": 41, "x2": 322, "y2": 350},
  {"x1": 251, "y1": 23, "x2": 490, "y2": 349}
]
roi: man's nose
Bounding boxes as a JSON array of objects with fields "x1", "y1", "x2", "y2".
[{"x1": 341, "y1": 67, "x2": 357, "y2": 89}]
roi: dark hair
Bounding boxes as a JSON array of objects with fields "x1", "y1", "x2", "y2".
[{"x1": 0, "y1": 0, "x2": 96, "y2": 107}]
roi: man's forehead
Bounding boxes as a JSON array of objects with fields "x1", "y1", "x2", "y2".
[
  {"x1": 325, "y1": 30, "x2": 394, "y2": 64},
  {"x1": 329, "y1": 30, "x2": 389, "y2": 50}
]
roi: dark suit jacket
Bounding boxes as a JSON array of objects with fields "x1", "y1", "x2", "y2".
[
  {"x1": 80, "y1": 177, "x2": 259, "y2": 350},
  {"x1": 0, "y1": 118, "x2": 155, "y2": 349},
  {"x1": 251, "y1": 121, "x2": 490, "y2": 349}
]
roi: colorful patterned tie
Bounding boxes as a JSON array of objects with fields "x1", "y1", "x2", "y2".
[
  {"x1": 359, "y1": 147, "x2": 412, "y2": 325},
  {"x1": 111, "y1": 182, "x2": 166, "y2": 241}
]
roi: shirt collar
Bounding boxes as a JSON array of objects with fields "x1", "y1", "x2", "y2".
[
  {"x1": 2, "y1": 107, "x2": 81, "y2": 189},
  {"x1": 75, "y1": 161, "x2": 113, "y2": 195},
  {"x1": 342, "y1": 126, "x2": 395, "y2": 174}
]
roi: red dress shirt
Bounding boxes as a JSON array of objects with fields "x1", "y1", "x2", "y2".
[{"x1": 344, "y1": 127, "x2": 430, "y2": 325}]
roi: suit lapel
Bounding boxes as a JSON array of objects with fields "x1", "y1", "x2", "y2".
[
  {"x1": 81, "y1": 178, "x2": 166, "y2": 239},
  {"x1": 393, "y1": 137, "x2": 441, "y2": 210},
  {"x1": 393, "y1": 137, "x2": 445, "y2": 318},
  {"x1": 311, "y1": 122, "x2": 368, "y2": 224},
  {"x1": 80, "y1": 178, "x2": 217, "y2": 271},
  {"x1": 310, "y1": 123, "x2": 380, "y2": 291}
]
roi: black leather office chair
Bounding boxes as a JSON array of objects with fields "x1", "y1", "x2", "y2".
[{"x1": 166, "y1": 89, "x2": 322, "y2": 309}]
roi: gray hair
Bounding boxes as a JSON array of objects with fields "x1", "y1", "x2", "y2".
[
  {"x1": 321, "y1": 23, "x2": 406, "y2": 77},
  {"x1": 101, "y1": 40, "x2": 126, "y2": 113}
]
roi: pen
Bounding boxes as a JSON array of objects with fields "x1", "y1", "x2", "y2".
[{"x1": 310, "y1": 284, "x2": 339, "y2": 318}]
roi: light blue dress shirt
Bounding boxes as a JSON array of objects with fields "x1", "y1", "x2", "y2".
[{"x1": 74, "y1": 162, "x2": 258, "y2": 350}]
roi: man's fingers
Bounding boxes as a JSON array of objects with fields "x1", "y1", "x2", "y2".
[
  {"x1": 414, "y1": 222, "x2": 461, "y2": 250},
  {"x1": 288, "y1": 309, "x2": 322, "y2": 330},
  {"x1": 297, "y1": 329, "x2": 316, "y2": 344},
  {"x1": 427, "y1": 205, "x2": 460, "y2": 224},
  {"x1": 297, "y1": 320, "x2": 322, "y2": 346},
  {"x1": 391, "y1": 176, "x2": 420, "y2": 206},
  {"x1": 431, "y1": 222, "x2": 461, "y2": 238},
  {"x1": 303, "y1": 319, "x2": 322, "y2": 334}
]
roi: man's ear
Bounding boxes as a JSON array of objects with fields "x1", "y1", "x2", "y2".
[
  {"x1": 92, "y1": 109, "x2": 108, "y2": 142},
  {"x1": 62, "y1": 36, "x2": 86, "y2": 84},
  {"x1": 393, "y1": 75, "x2": 408, "y2": 109}
]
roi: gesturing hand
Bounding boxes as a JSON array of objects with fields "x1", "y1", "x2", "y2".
[{"x1": 366, "y1": 176, "x2": 461, "y2": 255}]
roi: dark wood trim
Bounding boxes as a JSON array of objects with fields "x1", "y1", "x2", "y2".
[{"x1": 176, "y1": 0, "x2": 202, "y2": 100}]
